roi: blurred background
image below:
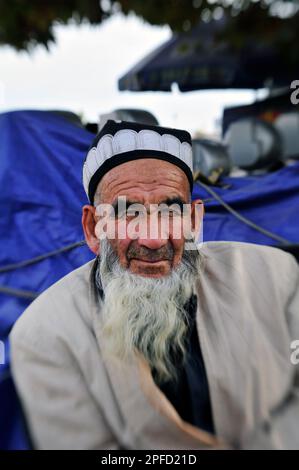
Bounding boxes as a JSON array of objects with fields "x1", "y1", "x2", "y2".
[
  {"x1": 1, "y1": 0, "x2": 298, "y2": 134},
  {"x1": 0, "y1": 2, "x2": 264, "y2": 136},
  {"x1": 0, "y1": 0, "x2": 299, "y2": 450}
]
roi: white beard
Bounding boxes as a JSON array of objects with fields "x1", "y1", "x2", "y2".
[{"x1": 95, "y1": 238, "x2": 203, "y2": 384}]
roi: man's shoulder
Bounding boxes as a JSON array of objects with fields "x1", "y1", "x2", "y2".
[
  {"x1": 200, "y1": 240, "x2": 298, "y2": 289},
  {"x1": 10, "y1": 258, "x2": 96, "y2": 348},
  {"x1": 201, "y1": 240, "x2": 296, "y2": 265}
]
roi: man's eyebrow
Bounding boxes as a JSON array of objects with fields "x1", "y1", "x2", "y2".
[
  {"x1": 111, "y1": 197, "x2": 188, "y2": 215},
  {"x1": 158, "y1": 197, "x2": 187, "y2": 209},
  {"x1": 112, "y1": 199, "x2": 141, "y2": 215}
]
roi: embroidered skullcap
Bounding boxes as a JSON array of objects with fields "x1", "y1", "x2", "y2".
[{"x1": 83, "y1": 120, "x2": 193, "y2": 204}]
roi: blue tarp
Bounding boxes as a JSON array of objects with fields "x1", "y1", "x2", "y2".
[
  {"x1": 193, "y1": 165, "x2": 299, "y2": 245},
  {"x1": 0, "y1": 110, "x2": 94, "y2": 449},
  {"x1": 0, "y1": 110, "x2": 298, "y2": 449}
]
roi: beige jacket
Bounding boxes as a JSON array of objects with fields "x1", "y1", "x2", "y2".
[{"x1": 10, "y1": 241, "x2": 299, "y2": 450}]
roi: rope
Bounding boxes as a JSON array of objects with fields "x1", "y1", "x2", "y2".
[
  {"x1": 195, "y1": 180, "x2": 291, "y2": 246},
  {"x1": 0, "y1": 240, "x2": 86, "y2": 299}
]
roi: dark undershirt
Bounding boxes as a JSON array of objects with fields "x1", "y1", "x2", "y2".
[
  {"x1": 151, "y1": 294, "x2": 214, "y2": 434},
  {"x1": 92, "y1": 258, "x2": 214, "y2": 434}
]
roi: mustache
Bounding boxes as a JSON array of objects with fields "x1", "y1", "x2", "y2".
[{"x1": 126, "y1": 242, "x2": 174, "y2": 262}]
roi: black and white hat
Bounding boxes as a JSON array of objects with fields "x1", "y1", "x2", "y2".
[{"x1": 83, "y1": 120, "x2": 193, "y2": 204}]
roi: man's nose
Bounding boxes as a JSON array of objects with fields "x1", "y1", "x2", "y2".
[
  {"x1": 136, "y1": 215, "x2": 169, "y2": 250},
  {"x1": 137, "y1": 236, "x2": 168, "y2": 251}
]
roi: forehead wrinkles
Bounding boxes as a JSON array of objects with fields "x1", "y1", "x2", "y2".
[{"x1": 99, "y1": 165, "x2": 188, "y2": 203}]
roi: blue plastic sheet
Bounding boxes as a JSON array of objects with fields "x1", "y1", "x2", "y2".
[
  {"x1": 193, "y1": 164, "x2": 299, "y2": 245},
  {"x1": 0, "y1": 110, "x2": 94, "y2": 449},
  {"x1": 0, "y1": 110, "x2": 298, "y2": 449}
]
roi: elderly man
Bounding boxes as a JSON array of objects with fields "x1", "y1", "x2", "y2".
[{"x1": 10, "y1": 120, "x2": 299, "y2": 450}]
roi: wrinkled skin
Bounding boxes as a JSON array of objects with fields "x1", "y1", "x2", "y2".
[{"x1": 82, "y1": 158, "x2": 203, "y2": 278}]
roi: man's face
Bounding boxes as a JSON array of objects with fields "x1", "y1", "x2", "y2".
[
  {"x1": 82, "y1": 158, "x2": 203, "y2": 278},
  {"x1": 82, "y1": 158, "x2": 203, "y2": 381}
]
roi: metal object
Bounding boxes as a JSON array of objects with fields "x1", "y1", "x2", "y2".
[
  {"x1": 224, "y1": 118, "x2": 282, "y2": 170},
  {"x1": 192, "y1": 138, "x2": 231, "y2": 178}
]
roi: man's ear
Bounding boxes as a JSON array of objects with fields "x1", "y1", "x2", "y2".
[
  {"x1": 191, "y1": 199, "x2": 204, "y2": 242},
  {"x1": 82, "y1": 205, "x2": 100, "y2": 255}
]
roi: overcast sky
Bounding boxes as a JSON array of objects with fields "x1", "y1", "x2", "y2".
[{"x1": 0, "y1": 13, "x2": 258, "y2": 136}]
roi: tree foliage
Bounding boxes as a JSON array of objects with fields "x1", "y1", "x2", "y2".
[{"x1": 0, "y1": 0, "x2": 298, "y2": 52}]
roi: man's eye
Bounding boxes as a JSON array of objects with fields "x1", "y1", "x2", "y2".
[
  {"x1": 171, "y1": 208, "x2": 182, "y2": 216},
  {"x1": 115, "y1": 210, "x2": 127, "y2": 219},
  {"x1": 119, "y1": 209, "x2": 146, "y2": 219},
  {"x1": 162, "y1": 206, "x2": 182, "y2": 217},
  {"x1": 126, "y1": 210, "x2": 140, "y2": 218}
]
